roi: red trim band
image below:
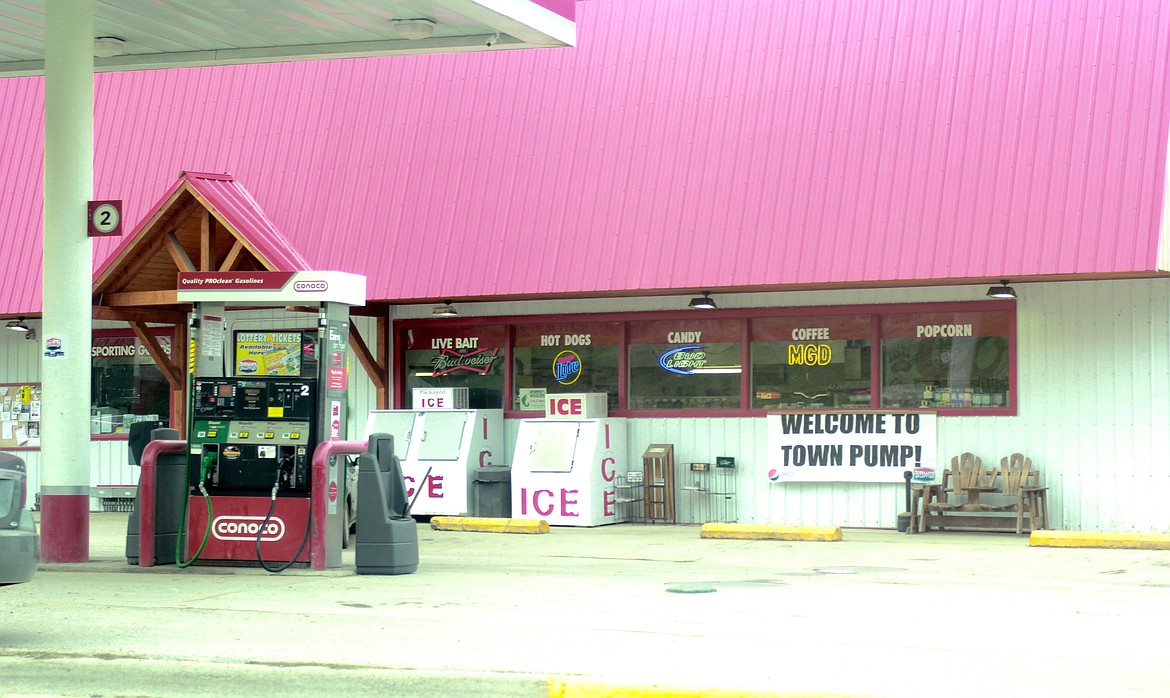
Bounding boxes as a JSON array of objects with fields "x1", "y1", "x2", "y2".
[{"x1": 39, "y1": 495, "x2": 90, "y2": 563}]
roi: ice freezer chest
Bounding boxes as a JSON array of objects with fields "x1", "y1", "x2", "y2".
[
  {"x1": 364, "y1": 408, "x2": 503, "y2": 516},
  {"x1": 510, "y1": 417, "x2": 627, "y2": 526}
]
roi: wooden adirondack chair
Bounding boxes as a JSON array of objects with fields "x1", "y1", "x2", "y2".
[
  {"x1": 920, "y1": 452, "x2": 997, "y2": 531},
  {"x1": 997, "y1": 453, "x2": 1049, "y2": 533},
  {"x1": 946, "y1": 452, "x2": 997, "y2": 498}
]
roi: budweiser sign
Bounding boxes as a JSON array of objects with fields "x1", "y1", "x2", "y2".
[{"x1": 431, "y1": 347, "x2": 500, "y2": 376}]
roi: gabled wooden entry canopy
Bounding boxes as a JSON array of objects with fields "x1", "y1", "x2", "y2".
[{"x1": 91, "y1": 171, "x2": 388, "y2": 431}]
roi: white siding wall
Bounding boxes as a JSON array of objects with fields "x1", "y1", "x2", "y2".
[
  {"x1": 1, "y1": 317, "x2": 46, "y2": 501},
  {"x1": 5, "y1": 280, "x2": 1170, "y2": 529},
  {"x1": 400, "y1": 280, "x2": 1170, "y2": 532},
  {"x1": 346, "y1": 314, "x2": 378, "y2": 441}
]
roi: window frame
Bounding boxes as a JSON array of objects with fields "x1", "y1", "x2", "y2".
[
  {"x1": 510, "y1": 321, "x2": 623, "y2": 414},
  {"x1": 398, "y1": 324, "x2": 509, "y2": 410},
  {"x1": 90, "y1": 327, "x2": 175, "y2": 441},
  {"x1": 392, "y1": 300, "x2": 1017, "y2": 417}
]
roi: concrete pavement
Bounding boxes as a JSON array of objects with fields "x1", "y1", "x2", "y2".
[{"x1": 5, "y1": 513, "x2": 1170, "y2": 697}]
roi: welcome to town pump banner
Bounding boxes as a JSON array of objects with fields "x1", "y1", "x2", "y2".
[{"x1": 766, "y1": 411, "x2": 937, "y2": 483}]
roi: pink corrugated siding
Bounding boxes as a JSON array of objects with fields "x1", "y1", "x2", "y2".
[
  {"x1": 0, "y1": 77, "x2": 45, "y2": 314},
  {"x1": 2, "y1": 0, "x2": 1170, "y2": 310},
  {"x1": 532, "y1": 0, "x2": 574, "y2": 20}
]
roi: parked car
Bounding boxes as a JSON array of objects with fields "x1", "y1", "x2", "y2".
[{"x1": 0, "y1": 453, "x2": 38, "y2": 586}]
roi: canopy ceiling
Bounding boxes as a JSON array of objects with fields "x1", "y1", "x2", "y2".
[{"x1": 0, "y1": 0, "x2": 574, "y2": 76}]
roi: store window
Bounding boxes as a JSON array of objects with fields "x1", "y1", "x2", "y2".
[
  {"x1": 879, "y1": 310, "x2": 1012, "y2": 409},
  {"x1": 751, "y1": 315, "x2": 873, "y2": 409},
  {"x1": 628, "y1": 319, "x2": 743, "y2": 409},
  {"x1": 90, "y1": 329, "x2": 173, "y2": 434},
  {"x1": 512, "y1": 323, "x2": 620, "y2": 411},
  {"x1": 403, "y1": 326, "x2": 506, "y2": 409}
]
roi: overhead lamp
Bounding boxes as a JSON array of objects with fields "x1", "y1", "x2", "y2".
[
  {"x1": 391, "y1": 18, "x2": 437, "y2": 40},
  {"x1": 432, "y1": 300, "x2": 458, "y2": 318},
  {"x1": 986, "y1": 279, "x2": 1018, "y2": 300},
  {"x1": 688, "y1": 291, "x2": 717, "y2": 310},
  {"x1": 5, "y1": 317, "x2": 30, "y2": 332},
  {"x1": 94, "y1": 36, "x2": 126, "y2": 58}
]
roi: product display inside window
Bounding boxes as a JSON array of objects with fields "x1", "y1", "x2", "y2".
[
  {"x1": 403, "y1": 326, "x2": 506, "y2": 409},
  {"x1": 512, "y1": 323, "x2": 620, "y2": 411},
  {"x1": 395, "y1": 303, "x2": 1014, "y2": 414},
  {"x1": 90, "y1": 331, "x2": 172, "y2": 433},
  {"x1": 879, "y1": 311, "x2": 1012, "y2": 409},
  {"x1": 627, "y1": 319, "x2": 743, "y2": 410},
  {"x1": 751, "y1": 315, "x2": 872, "y2": 409}
]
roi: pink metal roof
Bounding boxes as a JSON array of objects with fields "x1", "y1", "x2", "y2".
[
  {"x1": 2, "y1": 0, "x2": 1169, "y2": 312},
  {"x1": 95, "y1": 172, "x2": 312, "y2": 279},
  {"x1": 180, "y1": 172, "x2": 311, "y2": 271}
]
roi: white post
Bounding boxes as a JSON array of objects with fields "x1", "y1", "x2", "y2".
[{"x1": 40, "y1": 0, "x2": 94, "y2": 562}]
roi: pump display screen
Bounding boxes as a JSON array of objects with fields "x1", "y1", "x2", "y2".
[
  {"x1": 193, "y1": 378, "x2": 316, "y2": 421},
  {"x1": 239, "y1": 387, "x2": 264, "y2": 414}
]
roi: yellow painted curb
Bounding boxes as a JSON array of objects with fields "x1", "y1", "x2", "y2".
[
  {"x1": 699, "y1": 523, "x2": 843, "y2": 541},
  {"x1": 548, "y1": 677, "x2": 868, "y2": 698},
  {"x1": 430, "y1": 516, "x2": 550, "y2": 534},
  {"x1": 1030, "y1": 530, "x2": 1170, "y2": 549}
]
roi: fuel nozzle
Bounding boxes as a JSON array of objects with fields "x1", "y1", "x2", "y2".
[
  {"x1": 198, "y1": 448, "x2": 218, "y2": 498},
  {"x1": 272, "y1": 454, "x2": 296, "y2": 497},
  {"x1": 199, "y1": 448, "x2": 218, "y2": 486},
  {"x1": 279, "y1": 454, "x2": 295, "y2": 479},
  {"x1": 278, "y1": 445, "x2": 298, "y2": 485}
]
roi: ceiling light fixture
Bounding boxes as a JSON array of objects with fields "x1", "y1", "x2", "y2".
[
  {"x1": 432, "y1": 300, "x2": 458, "y2": 318},
  {"x1": 688, "y1": 291, "x2": 717, "y2": 310},
  {"x1": 94, "y1": 36, "x2": 126, "y2": 58},
  {"x1": 986, "y1": 280, "x2": 1018, "y2": 300},
  {"x1": 391, "y1": 18, "x2": 437, "y2": 40},
  {"x1": 5, "y1": 317, "x2": 30, "y2": 332}
]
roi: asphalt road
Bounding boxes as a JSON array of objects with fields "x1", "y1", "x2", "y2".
[{"x1": 2, "y1": 514, "x2": 1169, "y2": 697}]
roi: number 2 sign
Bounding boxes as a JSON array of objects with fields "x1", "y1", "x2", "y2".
[{"x1": 87, "y1": 200, "x2": 123, "y2": 237}]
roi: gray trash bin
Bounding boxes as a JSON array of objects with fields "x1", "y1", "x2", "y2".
[
  {"x1": 126, "y1": 427, "x2": 183, "y2": 565},
  {"x1": 472, "y1": 466, "x2": 511, "y2": 518}
]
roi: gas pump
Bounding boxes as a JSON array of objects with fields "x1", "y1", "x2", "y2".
[
  {"x1": 174, "y1": 270, "x2": 365, "y2": 570},
  {"x1": 183, "y1": 377, "x2": 317, "y2": 570}
]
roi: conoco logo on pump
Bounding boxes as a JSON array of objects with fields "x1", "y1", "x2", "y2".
[
  {"x1": 293, "y1": 280, "x2": 328, "y2": 292},
  {"x1": 212, "y1": 515, "x2": 285, "y2": 541}
]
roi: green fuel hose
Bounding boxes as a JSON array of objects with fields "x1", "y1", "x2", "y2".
[{"x1": 176, "y1": 452, "x2": 215, "y2": 568}]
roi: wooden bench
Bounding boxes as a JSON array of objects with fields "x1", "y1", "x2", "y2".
[{"x1": 915, "y1": 452, "x2": 1049, "y2": 534}]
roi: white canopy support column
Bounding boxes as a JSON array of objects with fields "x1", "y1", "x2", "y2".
[{"x1": 39, "y1": 0, "x2": 94, "y2": 562}]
